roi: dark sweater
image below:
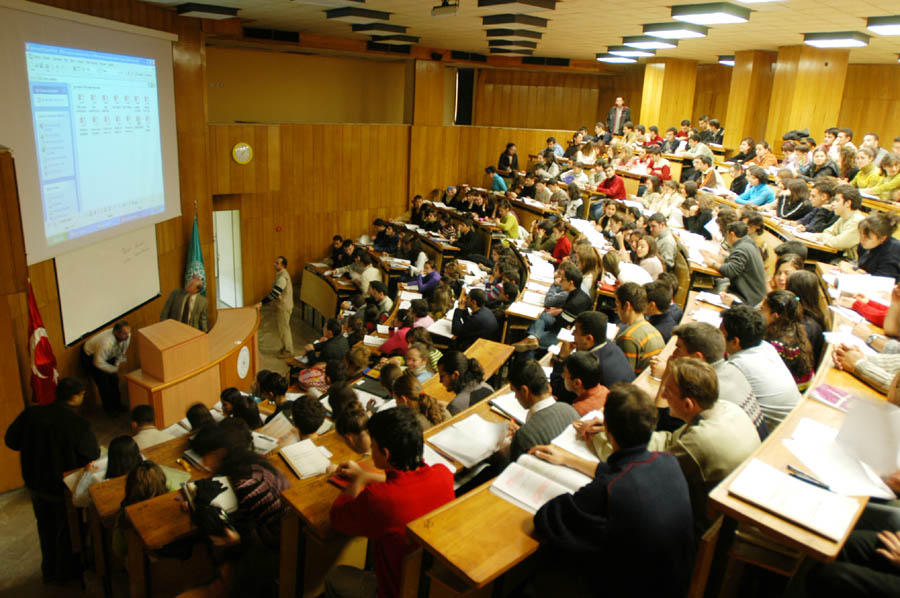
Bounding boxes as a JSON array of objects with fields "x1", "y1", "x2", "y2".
[
  {"x1": 452, "y1": 306, "x2": 500, "y2": 349},
  {"x1": 5, "y1": 402, "x2": 100, "y2": 495},
  {"x1": 453, "y1": 230, "x2": 483, "y2": 257},
  {"x1": 719, "y1": 236, "x2": 768, "y2": 305},
  {"x1": 858, "y1": 237, "x2": 900, "y2": 281},
  {"x1": 534, "y1": 446, "x2": 695, "y2": 597},
  {"x1": 649, "y1": 303, "x2": 682, "y2": 343},
  {"x1": 797, "y1": 206, "x2": 839, "y2": 233},
  {"x1": 310, "y1": 335, "x2": 350, "y2": 364}
]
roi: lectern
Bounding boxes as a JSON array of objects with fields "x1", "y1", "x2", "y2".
[{"x1": 125, "y1": 307, "x2": 260, "y2": 428}]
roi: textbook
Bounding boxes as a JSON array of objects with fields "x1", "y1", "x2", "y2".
[
  {"x1": 251, "y1": 431, "x2": 279, "y2": 455},
  {"x1": 490, "y1": 454, "x2": 593, "y2": 514},
  {"x1": 280, "y1": 439, "x2": 331, "y2": 480},
  {"x1": 507, "y1": 301, "x2": 543, "y2": 319},
  {"x1": 427, "y1": 414, "x2": 508, "y2": 468},
  {"x1": 489, "y1": 392, "x2": 529, "y2": 425},
  {"x1": 181, "y1": 475, "x2": 239, "y2": 514},
  {"x1": 728, "y1": 459, "x2": 858, "y2": 542},
  {"x1": 551, "y1": 410, "x2": 603, "y2": 463},
  {"x1": 256, "y1": 412, "x2": 294, "y2": 441}
]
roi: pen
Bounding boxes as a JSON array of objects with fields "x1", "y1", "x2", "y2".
[
  {"x1": 788, "y1": 472, "x2": 831, "y2": 491},
  {"x1": 787, "y1": 464, "x2": 824, "y2": 484},
  {"x1": 176, "y1": 458, "x2": 192, "y2": 473}
]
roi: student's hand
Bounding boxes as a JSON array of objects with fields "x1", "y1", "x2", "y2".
[
  {"x1": 545, "y1": 307, "x2": 563, "y2": 317},
  {"x1": 883, "y1": 470, "x2": 900, "y2": 494},
  {"x1": 852, "y1": 322, "x2": 873, "y2": 341},
  {"x1": 795, "y1": 224, "x2": 806, "y2": 232},
  {"x1": 341, "y1": 300, "x2": 352, "y2": 311},
  {"x1": 833, "y1": 344, "x2": 865, "y2": 372},
  {"x1": 529, "y1": 444, "x2": 569, "y2": 466},
  {"x1": 573, "y1": 417, "x2": 604, "y2": 441},
  {"x1": 335, "y1": 460, "x2": 365, "y2": 482},
  {"x1": 507, "y1": 419, "x2": 520, "y2": 435},
  {"x1": 366, "y1": 398, "x2": 378, "y2": 411},
  {"x1": 649, "y1": 356, "x2": 667, "y2": 380},
  {"x1": 876, "y1": 531, "x2": 900, "y2": 570},
  {"x1": 892, "y1": 283, "x2": 900, "y2": 303},
  {"x1": 254, "y1": 302, "x2": 262, "y2": 310},
  {"x1": 86, "y1": 460, "x2": 102, "y2": 473},
  {"x1": 305, "y1": 343, "x2": 315, "y2": 352},
  {"x1": 719, "y1": 292, "x2": 737, "y2": 307},
  {"x1": 209, "y1": 527, "x2": 241, "y2": 548},
  {"x1": 838, "y1": 261, "x2": 855, "y2": 274}
]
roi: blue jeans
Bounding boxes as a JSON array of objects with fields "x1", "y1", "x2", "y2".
[{"x1": 528, "y1": 312, "x2": 559, "y2": 348}]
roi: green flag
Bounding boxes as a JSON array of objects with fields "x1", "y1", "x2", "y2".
[{"x1": 184, "y1": 214, "x2": 206, "y2": 296}]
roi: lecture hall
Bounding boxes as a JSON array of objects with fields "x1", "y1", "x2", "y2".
[{"x1": 2, "y1": 0, "x2": 900, "y2": 596}]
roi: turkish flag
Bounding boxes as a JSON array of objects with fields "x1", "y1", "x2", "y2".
[{"x1": 28, "y1": 282, "x2": 58, "y2": 405}]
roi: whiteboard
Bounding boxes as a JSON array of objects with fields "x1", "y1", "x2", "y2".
[{"x1": 56, "y1": 225, "x2": 160, "y2": 345}]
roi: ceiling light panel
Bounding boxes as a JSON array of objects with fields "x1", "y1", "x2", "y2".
[
  {"x1": 596, "y1": 53, "x2": 637, "y2": 63},
  {"x1": 489, "y1": 39, "x2": 539, "y2": 48},
  {"x1": 485, "y1": 28, "x2": 543, "y2": 41},
  {"x1": 176, "y1": 3, "x2": 237, "y2": 19},
  {"x1": 622, "y1": 35, "x2": 679, "y2": 49},
  {"x1": 718, "y1": 54, "x2": 735, "y2": 65},
  {"x1": 481, "y1": 13, "x2": 548, "y2": 29},
  {"x1": 325, "y1": 7, "x2": 391, "y2": 24},
  {"x1": 489, "y1": 47, "x2": 535, "y2": 55},
  {"x1": 607, "y1": 45, "x2": 655, "y2": 57},
  {"x1": 671, "y1": 2, "x2": 751, "y2": 25},
  {"x1": 643, "y1": 22, "x2": 709, "y2": 39},
  {"x1": 866, "y1": 16, "x2": 900, "y2": 36},
  {"x1": 803, "y1": 31, "x2": 869, "y2": 48}
]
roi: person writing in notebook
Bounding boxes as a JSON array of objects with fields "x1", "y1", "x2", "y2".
[
  {"x1": 525, "y1": 383, "x2": 695, "y2": 597},
  {"x1": 326, "y1": 407, "x2": 455, "y2": 598}
]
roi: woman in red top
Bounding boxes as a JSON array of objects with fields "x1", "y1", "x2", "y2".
[
  {"x1": 646, "y1": 146, "x2": 671, "y2": 180},
  {"x1": 597, "y1": 164, "x2": 626, "y2": 200},
  {"x1": 551, "y1": 221, "x2": 572, "y2": 261}
]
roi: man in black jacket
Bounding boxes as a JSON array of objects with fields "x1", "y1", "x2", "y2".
[
  {"x1": 451, "y1": 288, "x2": 499, "y2": 349},
  {"x1": 606, "y1": 96, "x2": 632, "y2": 136},
  {"x1": 452, "y1": 217, "x2": 486, "y2": 264},
  {"x1": 300, "y1": 318, "x2": 349, "y2": 364},
  {"x1": 525, "y1": 383, "x2": 695, "y2": 597},
  {"x1": 514, "y1": 262, "x2": 592, "y2": 353},
  {"x1": 5, "y1": 378, "x2": 100, "y2": 584}
]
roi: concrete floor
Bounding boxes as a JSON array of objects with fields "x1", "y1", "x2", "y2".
[{"x1": 0, "y1": 306, "x2": 317, "y2": 598}]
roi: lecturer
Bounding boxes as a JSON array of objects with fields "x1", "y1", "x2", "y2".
[
  {"x1": 606, "y1": 96, "x2": 632, "y2": 136},
  {"x1": 80, "y1": 320, "x2": 131, "y2": 412},
  {"x1": 160, "y1": 276, "x2": 209, "y2": 332}
]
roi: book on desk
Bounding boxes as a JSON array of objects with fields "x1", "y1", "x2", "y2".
[{"x1": 490, "y1": 453, "x2": 592, "y2": 515}]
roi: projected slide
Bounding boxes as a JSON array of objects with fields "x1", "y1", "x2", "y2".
[{"x1": 25, "y1": 42, "x2": 165, "y2": 246}]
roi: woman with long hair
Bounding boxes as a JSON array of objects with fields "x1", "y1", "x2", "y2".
[
  {"x1": 785, "y1": 269, "x2": 827, "y2": 364},
  {"x1": 799, "y1": 147, "x2": 839, "y2": 181},
  {"x1": 106, "y1": 435, "x2": 142, "y2": 479},
  {"x1": 392, "y1": 372, "x2": 450, "y2": 430},
  {"x1": 634, "y1": 234, "x2": 665, "y2": 281},
  {"x1": 437, "y1": 351, "x2": 493, "y2": 415},
  {"x1": 761, "y1": 290, "x2": 815, "y2": 390},
  {"x1": 574, "y1": 243, "x2": 601, "y2": 297},
  {"x1": 842, "y1": 212, "x2": 900, "y2": 281},
  {"x1": 770, "y1": 253, "x2": 804, "y2": 292},
  {"x1": 839, "y1": 144, "x2": 859, "y2": 181},
  {"x1": 404, "y1": 342, "x2": 435, "y2": 383},
  {"x1": 772, "y1": 179, "x2": 812, "y2": 220}
]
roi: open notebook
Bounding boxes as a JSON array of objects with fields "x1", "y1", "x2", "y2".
[
  {"x1": 427, "y1": 414, "x2": 508, "y2": 468},
  {"x1": 280, "y1": 439, "x2": 332, "y2": 480},
  {"x1": 490, "y1": 454, "x2": 593, "y2": 514}
]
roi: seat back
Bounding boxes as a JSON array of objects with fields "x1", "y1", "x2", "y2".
[
  {"x1": 687, "y1": 515, "x2": 723, "y2": 598},
  {"x1": 672, "y1": 243, "x2": 691, "y2": 310}
]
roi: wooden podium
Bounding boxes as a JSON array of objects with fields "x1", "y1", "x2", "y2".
[{"x1": 125, "y1": 307, "x2": 260, "y2": 428}]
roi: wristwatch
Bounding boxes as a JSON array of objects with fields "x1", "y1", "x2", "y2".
[{"x1": 866, "y1": 334, "x2": 879, "y2": 348}]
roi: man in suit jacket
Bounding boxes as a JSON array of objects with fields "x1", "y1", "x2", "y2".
[
  {"x1": 606, "y1": 96, "x2": 632, "y2": 136},
  {"x1": 451, "y1": 288, "x2": 498, "y2": 349},
  {"x1": 160, "y1": 276, "x2": 208, "y2": 332}
]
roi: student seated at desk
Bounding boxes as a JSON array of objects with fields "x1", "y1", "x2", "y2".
[
  {"x1": 644, "y1": 280, "x2": 681, "y2": 342},
  {"x1": 795, "y1": 180, "x2": 838, "y2": 233},
  {"x1": 112, "y1": 461, "x2": 169, "y2": 561},
  {"x1": 292, "y1": 396, "x2": 327, "y2": 441},
  {"x1": 799, "y1": 147, "x2": 840, "y2": 182},
  {"x1": 731, "y1": 166, "x2": 775, "y2": 206},
  {"x1": 849, "y1": 147, "x2": 883, "y2": 189},
  {"x1": 505, "y1": 360, "x2": 580, "y2": 462},
  {"x1": 493, "y1": 199, "x2": 521, "y2": 240},
  {"x1": 704, "y1": 221, "x2": 768, "y2": 306},
  {"x1": 73, "y1": 434, "x2": 142, "y2": 507},
  {"x1": 223, "y1": 388, "x2": 263, "y2": 430},
  {"x1": 299, "y1": 318, "x2": 351, "y2": 365},
  {"x1": 186, "y1": 402, "x2": 217, "y2": 431},
  {"x1": 863, "y1": 152, "x2": 900, "y2": 201},
  {"x1": 260, "y1": 372, "x2": 291, "y2": 424},
  {"x1": 328, "y1": 249, "x2": 381, "y2": 295},
  {"x1": 327, "y1": 407, "x2": 455, "y2": 598},
  {"x1": 368, "y1": 282, "x2": 394, "y2": 320},
  {"x1": 785, "y1": 270, "x2": 827, "y2": 363},
  {"x1": 561, "y1": 352, "x2": 609, "y2": 415},
  {"x1": 437, "y1": 351, "x2": 494, "y2": 415},
  {"x1": 372, "y1": 219, "x2": 399, "y2": 254},
  {"x1": 486, "y1": 166, "x2": 507, "y2": 192},
  {"x1": 721, "y1": 306, "x2": 801, "y2": 429},
  {"x1": 761, "y1": 290, "x2": 815, "y2": 391},
  {"x1": 838, "y1": 212, "x2": 900, "y2": 281},
  {"x1": 771, "y1": 178, "x2": 813, "y2": 221},
  {"x1": 812, "y1": 184, "x2": 867, "y2": 260},
  {"x1": 514, "y1": 262, "x2": 592, "y2": 354},
  {"x1": 131, "y1": 404, "x2": 175, "y2": 450},
  {"x1": 391, "y1": 372, "x2": 450, "y2": 431},
  {"x1": 528, "y1": 219, "x2": 557, "y2": 253},
  {"x1": 450, "y1": 217, "x2": 484, "y2": 263},
  {"x1": 190, "y1": 421, "x2": 289, "y2": 598},
  {"x1": 525, "y1": 383, "x2": 695, "y2": 598},
  {"x1": 614, "y1": 283, "x2": 666, "y2": 375},
  {"x1": 451, "y1": 289, "x2": 499, "y2": 349}
]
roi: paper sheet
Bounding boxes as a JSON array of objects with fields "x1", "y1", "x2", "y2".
[
  {"x1": 489, "y1": 392, "x2": 529, "y2": 425},
  {"x1": 508, "y1": 301, "x2": 544, "y2": 319},
  {"x1": 427, "y1": 318, "x2": 454, "y2": 339},
  {"x1": 557, "y1": 328, "x2": 575, "y2": 343},
  {"x1": 280, "y1": 439, "x2": 331, "y2": 479},
  {"x1": 428, "y1": 414, "x2": 508, "y2": 468},
  {"x1": 551, "y1": 410, "x2": 602, "y2": 463}
]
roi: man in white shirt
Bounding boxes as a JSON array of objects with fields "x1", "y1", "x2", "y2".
[
  {"x1": 828, "y1": 127, "x2": 857, "y2": 163},
  {"x1": 560, "y1": 162, "x2": 589, "y2": 191},
  {"x1": 720, "y1": 306, "x2": 801, "y2": 430},
  {"x1": 328, "y1": 250, "x2": 381, "y2": 295},
  {"x1": 131, "y1": 405, "x2": 175, "y2": 449},
  {"x1": 81, "y1": 321, "x2": 131, "y2": 412},
  {"x1": 159, "y1": 276, "x2": 208, "y2": 332}
]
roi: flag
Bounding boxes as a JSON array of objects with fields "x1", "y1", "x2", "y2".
[
  {"x1": 28, "y1": 282, "x2": 58, "y2": 405},
  {"x1": 184, "y1": 214, "x2": 206, "y2": 296}
]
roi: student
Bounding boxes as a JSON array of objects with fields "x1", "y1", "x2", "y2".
[
  {"x1": 260, "y1": 372, "x2": 291, "y2": 424},
  {"x1": 529, "y1": 219, "x2": 557, "y2": 253},
  {"x1": 335, "y1": 403, "x2": 372, "y2": 456},
  {"x1": 106, "y1": 435, "x2": 142, "y2": 478},
  {"x1": 526, "y1": 384, "x2": 694, "y2": 598},
  {"x1": 5, "y1": 378, "x2": 100, "y2": 583},
  {"x1": 573, "y1": 242, "x2": 600, "y2": 297},
  {"x1": 497, "y1": 142, "x2": 518, "y2": 176},
  {"x1": 840, "y1": 212, "x2": 900, "y2": 281},
  {"x1": 650, "y1": 322, "x2": 768, "y2": 440},
  {"x1": 850, "y1": 147, "x2": 883, "y2": 189},
  {"x1": 223, "y1": 388, "x2": 264, "y2": 430},
  {"x1": 406, "y1": 260, "x2": 441, "y2": 295},
  {"x1": 749, "y1": 141, "x2": 777, "y2": 169},
  {"x1": 506, "y1": 360, "x2": 579, "y2": 461},
  {"x1": 799, "y1": 147, "x2": 840, "y2": 181},
  {"x1": 327, "y1": 407, "x2": 455, "y2": 598},
  {"x1": 815, "y1": 184, "x2": 867, "y2": 260},
  {"x1": 614, "y1": 283, "x2": 665, "y2": 375},
  {"x1": 301, "y1": 318, "x2": 351, "y2": 365},
  {"x1": 679, "y1": 134, "x2": 714, "y2": 181},
  {"x1": 392, "y1": 372, "x2": 450, "y2": 431},
  {"x1": 561, "y1": 352, "x2": 609, "y2": 415},
  {"x1": 515, "y1": 262, "x2": 592, "y2": 352},
  {"x1": 721, "y1": 305, "x2": 802, "y2": 429},
  {"x1": 769, "y1": 252, "x2": 804, "y2": 292},
  {"x1": 403, "y1": 342, "x2": 434, "y2": 383},
  {"x1": 486, "y1": 165, "x2": 507, "y2": 191},
  {"x1": 633, "y1": 234, "x2": 665, "y2": 281},
  {"x1": 830, "y1": 127, "x2": 858, "y2": 163},
  {"x1": 704, "y1": 221, "x2": 767, "y2": 306},
  {"x1": 695, "y1": 155, "x2": 723, "y2": 189},
  {"x1": 646, "y1": 358, "x2": 760, "y2": 533},
  {"x1": 644, "y1": 280, "x2": 680, "y2": 342},
  {"x1": 773, "y1": 178, "x2": 812, "y2": 220},
  {"x1": 438, "y1": 351, "x2": 494, "y2": 415},
  {"x1": 329, "y1": 249, "x2": 381, "y2": 295},
  {"x1": 729, "y1": 162, "x2": 748, "y2": 195},
  {"x1": 551, "y1": 221, "x2": 572, "y2": 261},
  {"x1": 545, "y1": 136, "x2": 564, "y2": 157},
  {"x1": 864, "y1": 152, "x2": 900, "y2": 201},
  {"x1": 602, "y1": 251, "x2": 653, "y2": 286},
  {"x1": 189, "y1": 422, "x2": 289, "y2": 597},
  {"x1": 451, "y1": 217, "x2": 484, "y2": 261},
  {"x1": 186, "y1": 402, "x2": 217, "y2": 430},
  {"x1": 661, "y1": 126, "x2": 680, "y2": 154},
  {"x1": 709, "y1": 118, "x2": 724, "y2": 145},
  {"x1": 806, "y1": 527, "x2": 900, "y2": 596},
  {"x1": 795, "y1": 180, "x2": 839, "y2": 233},
  {"x1": 683, "y1": 196, "x2": 715, "y2": 240},
  {"x1": 730, "y1": 137, "x2": 756, "y2": 163},
  {"x1": 292, "y1": 396, "x2": 327, "y2": 441},
  {"x1": 733, "y1": 166, "x2": 775, "y2": 206},
  {"x1": 112, "y1": 461, "x2": 168, "y2": 560},
  {"x1": 560, "y1": 161, "x2": 589, "y2": 190},
  {"x1": 761, "y1": 290, "x2": 815, "y2": 391},
  {"x1": 451, "y1": 288, "x2": 499, "y2": 349},
  {"x1": 131, "y1": 404, "x2": 175, "y2": 450},
  {"x1": 595, "y1": 164, "x2": 626, "y2": 202},
  {"x1": 368, "y1": 281, "x2": 394, "y2": 318},
  {"x1": 786, "y1": 269, "x2": 828, "y2": 364},
  {"x1": 325, "y1": 235, "x2": 345, "y2": 267},
  {"x1": 494, "y1": 199, "x2": 521, "y2": 240},
  {"x1": 647, "y1": 213, "x2": 677, "y2": 269}
]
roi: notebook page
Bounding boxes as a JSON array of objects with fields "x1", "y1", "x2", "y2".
[
  {"x1": 518, "y1": 454, "x2": 592, "y2": 493},
  {"x1": 490, "y1": 461, "x2": 570, "y2": 514},
  {"x1": 551, "y1": 410, "x2": 603, "y2": 463},
  {"x1": 280, "y1": 439, "x2": 331, "y2": 479},
  {"x1": 423, "y1": 444, "x2": 458, "y2": 474},
  {"x1": 489, "y1": 392, "x2": 529, "y2": 425}
]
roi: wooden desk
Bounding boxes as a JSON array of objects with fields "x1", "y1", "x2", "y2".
[
  {"x1": 422, "y1": 339, "x2": 514, "y2": 405},
  {"x1": 126, "y1": 308, "x2": 260, "y2": 428},
  {"x1": 510, "y1": 198, "x2": 556, "y2": 232}
]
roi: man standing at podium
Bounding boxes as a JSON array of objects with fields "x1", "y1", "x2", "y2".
[
  {"x1": 258, "y1": 256, "x2": 294, "y2": 357},
  {"x1": 159, "y1": 276, "x2": 209, "y2": 332},
  {"x1": 80, "y1": 321, "x2": 131, "y2": 412}
]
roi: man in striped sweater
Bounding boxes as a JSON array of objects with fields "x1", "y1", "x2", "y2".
[
  {"x1": 507, "y1": 360, "x2": 579, "y2": 462},
  {"x1": 257, "y1": 256, "x2": 293, "y2": 357}
]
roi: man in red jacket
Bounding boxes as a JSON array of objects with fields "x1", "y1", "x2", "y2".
[
  {"x1": 327, "y1": 407, "x2": 455, "y2": 598},
  {"x1": 590, "y1": 165, "x2": 626, "y2": 220}
]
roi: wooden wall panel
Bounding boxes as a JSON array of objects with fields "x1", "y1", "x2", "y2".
[
  {"x1": 838, "y1": 64, "x2": 900, "y2": 148},
  {"x1": 209, "y1": 124, "x2": 411, "y2": 303},
  {"x1": 597, "y1": 65, "x2": 645, "y2": 126},
  {"x1": 693, "y1": 64, "x2": 731, "y2": 125},
  {"x1": 723, "y1": 50, "x2": 776, "y2": 150},
  {"x1": 474, "y1": 69, "x2": 605, "y2": 130},
  {"x1": 639, "y1": 59, "x2": 697, "y2": 131},
  {"x1": 0, "y1": 0, "x2": 212, "y2": 453},
  {"x1": 414, "y1": 60, "x2": 445, "y2": 125},
  {"x1": 765, "y1": 46, "x2": 849, "y2": 146}
]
